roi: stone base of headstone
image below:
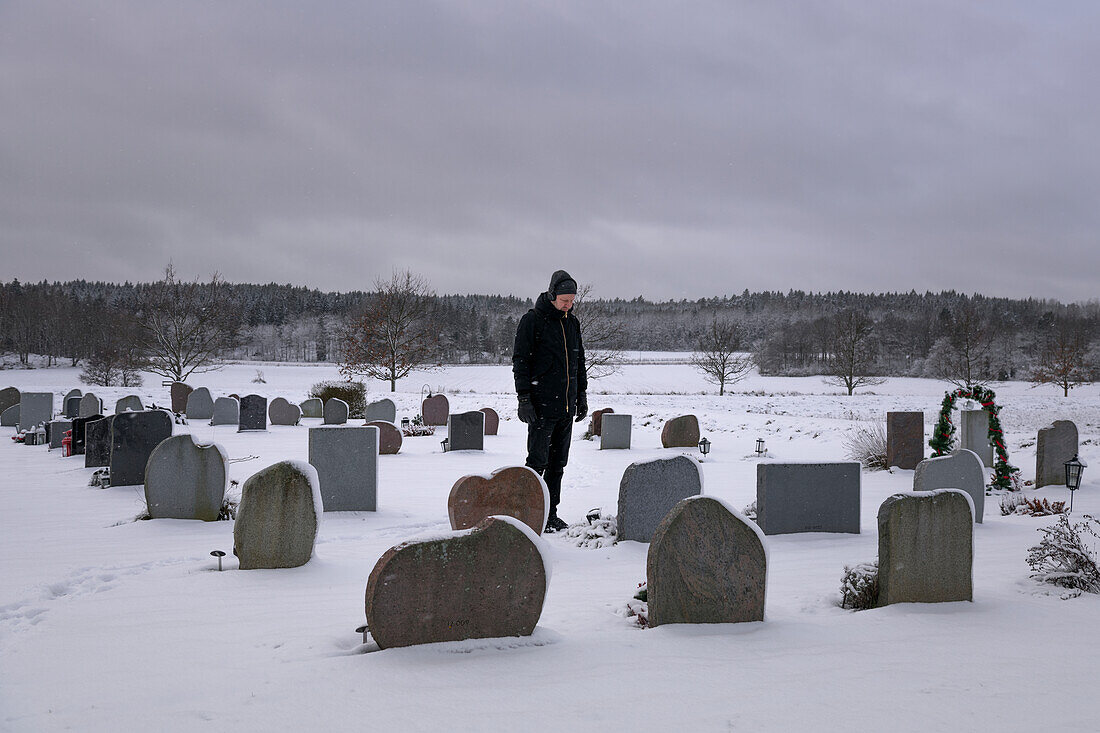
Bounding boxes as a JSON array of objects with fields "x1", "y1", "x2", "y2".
[{"x1": 877, "y1": 490, "x2": 973, "y2": 606}]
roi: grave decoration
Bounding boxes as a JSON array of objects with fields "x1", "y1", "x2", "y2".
[{"x1": 929, "y1": 386, "x2": 1018, "y2": 491}]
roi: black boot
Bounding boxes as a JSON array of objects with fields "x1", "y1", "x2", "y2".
[{"x1": 545, "y1": 513, "x2": 568, "y2": 533}]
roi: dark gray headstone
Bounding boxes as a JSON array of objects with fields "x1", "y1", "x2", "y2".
[
  {"x1": 269, "y1": 397, "x2": 302, "y2": 426},
  {"x1": 78, "y1": 393, "x2": 103, "y2": 418},
  {"x1": 422, "y1": 394, "x2": 449, "y2": 426},
  {"x1": 299, "y1": 398, "x2": 323, "y2": 418},
  {"x1": 48, "y1": 419, "x2": 72, "y2": 449},
  {"x1": 661, "y1": 415, "x2": 700, "y2": 448},
  {"x1": 447, "y1": 411, "x2": 485, "y2": 451},
  {"x1": 479, "y1": 407, "x2": 499, "y2": 436},
  {"x1": 170, "y1": 382, "x2": 193, "y2": 414},
  {"x1": 234, "y1": 461, "x2": 322, "y2": 569},
  {"x1": 185, "y1": 387, "x2": 215, "y2": 420},
  {"x1": 144, "y1": 435, "x2": 228, "y2": 521},
  {"x1": 1, "y1": 404, "x2": 20, "y2": 427},
  {"x1": 84, "y1": 416, "x2": 113, "y2": 468},
  {"x1": 69, "y1": 413, "x2": 103, "y2": 455},
  {"x1": 1036, "y1": 420, "x2": 1079, "y2": 489},
  {"x1": 0, "y1": 387, "x2": 20, "y2": 417},
  {"x1": 647, "y1": 496, "x2": 766, "y2": 627},
  {"x1": 114, "y1": 395, "x2": 144, "y2": 414},
  {"x1": 364, "y1": 398, "x2": 396, "y2": 424},
  {"x1": 109, "y1": 410, "x2": 174, "y2": 487},
  {"x1": 308, "y1": 426, "x2": 378, "y2": 511},
  {"x1": 64, "y1": 395, "x2": 83, "y2": 419},
  {"x1": 600, "y1": 413, "x2": 632, "y2": 450},
  {"x1": 913, "y1": 449, "x2": 985, "y2": 523},
  {"x1": 959, "y1": 409, "x2": 994, "y2": 468},
  {"x1": 877, "y1": 490, "x2": 973, "y2": 606},
  {"x1": 756, "y1": 462, "x2": 861, "y2": 535},
  {"x1": 210, "y1": 397, "x2": 239, "y2": 426},
  {"x1": 617, "y1": 455, "x2": 704, "y2": 543},
  {"x1": 886, "y1": 411, "x2": 924, "y2": 469},
  {"x1": 367, "y1": 420, "x2": 403, "y2": 455},
  {"x1": 323, "y1": 398, "x2": 349, "y2": 425},
  {"x1": 18, "y1": 392, "x2": 53, "y2": 431},
  {"x1": 238, "y1": 395, "x2": 267, "y2": 432}
]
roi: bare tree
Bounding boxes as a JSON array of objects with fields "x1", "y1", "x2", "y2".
[
  {"x1": 925, "y1": 303, "x2": 995, "y2": 389},
  {"x1": 1031, "y1": 327, "x2": 1092, "y2": 396},
  {"x1": 80, "y1": 305, "x2": 148, "y2": 386},
  {"x1": 339, "y1": 270, "x2": 440, "y2": 392},
  {"x1": 573, "y1": 284, "x2": 623, "y2": 380},
  {"x1": 691, "y1": 318, "x2": 753, "y2": 395},
  {"x1": 823, "y1": 309, "x2": 886, "y2": 395}
]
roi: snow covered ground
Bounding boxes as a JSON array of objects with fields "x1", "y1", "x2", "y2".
[{"x1": 2, "y1": 361, "x2": 1098, "y2": 732}]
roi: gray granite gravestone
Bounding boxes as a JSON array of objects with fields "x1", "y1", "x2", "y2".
[
  {"x1": 960, "y1": 409, "x2": 994, "y2": 467},
  {"x1": 299, "y1": 398, "x2": 323, "y2": 418},
  {"x1": 78, "y1": 393, "x2": 103, "y2": 419},
  {"x1": 48, "y1": 419, "x2": 72, "y2": 449},
  {"x1": 661, "y1": 414, "x2": 700, "y2": 448},
  {"x1": 913, "y1": 449, "x2": 986, "y2": 523},
  {"x1": 364, "y1": 398, "x2": 397, "y2": 424},
  {"x1": 238, "y1": 395, "x2": 267, "y2": 432},
  {"x1": 308, "y1": 425, "x2": 378, "y2": 511},
  {"x1": 647, "y1": 496, "x2": 766, "y2": 627},
  {"x1": 210, "y1": 397, "x2": 239, "y2": 426},
  {"x1": 269, "y1": 397, "x2": 302, "y2": 426},
  {"x1": 447, "y1": 411, "x2": 485, "y2": 451},
  {"x1": 114, "y1": 395, "x2": 144, "y2": 414},
  {"x1": 886, "y1": 411, "x2": 924, "y2": 469},
  {"x1": 0, "y1": 387, "x2": 20, "y2": 417},
  {"x1": 422, "y1": 394, "x2": 449, "y2": 426},
  {"x1": 479, "y1": 407, "x2": 499, "y2": 436},
  {"x1": 84, "y1": 416, "x2": 113, "y2": 468},
  {"x1": 617, "y1": 455, "x2": 704, "y2": 543},
  {"x1": 877, "y1": 489, "x2": 973, "y2": 606},
  {"x1": 18, "y1": 392, "x2": 53, "y2": 431},
  {"x1": 234, "y1": 461, "x2": 321, "y2": 569},
  {"x1": 756, "y1": 462, "x2": 862, "y2": 535},
  {"x1": 590, "y1": 408, "x2": 614, "y2": 437},
  {"x1": 63, "y1": 387, "x2": 82, "y2": 403},
  {"x1": 448, "y1": 465, "x2": 548, "y2": 534},
  {"x1": 0, "y1": 404, "x2": 18, "y2": 427},
  {"x1": 185, "y1": 387, "x2": 215, "y2": 420},
  {"x1": 367, "y1": 420, "x2": 403, "y2": 455},
  {"x1": 1036, "y1": 420, "x2": 1079, "y2": 489},
  {"x1": 364, "y1": 516, "x2": 547, "y2": 649},
  {"x1": 600, "y1": 413, "x2": 632, "y2": 450},
  {"x1": 144, "y1": 434, "x2": 228, "y2": 520},
  {"x1": 64, "y1": 395, "x2": 83, "y2": 418},
  {"x1": 69, "y1": 414, "x2": 103, "y2": 455},
  {"x1": 109, "y1": 410, "x2": 173, "y2": 487},
  {"x1": 323, "y1": 398, "x2": 349, "y2": 425},
  {"x1": 170, "y1": 382, "x2": 193, "y2": 414}
]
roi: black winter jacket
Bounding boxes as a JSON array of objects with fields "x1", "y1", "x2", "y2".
[{"x1": 512, "y1": 293, "x2": 587, "y2": 420}]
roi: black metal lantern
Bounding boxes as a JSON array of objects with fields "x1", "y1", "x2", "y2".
[
  {"x1": 699, "y1": 437, "x2": 711, "y2": 456},
  {"x1": 755, "y1": 438, "x2": 766, "y2": 456},
  {"x1": 401, "y1": 417, "x2": 410, "y2": 429},
  {"x1": 1065, "y1": 455, "x2": 1086, "y2": 513},
  {"x1": 441, "y1": 437, "x2": 449, "y2": 452}
]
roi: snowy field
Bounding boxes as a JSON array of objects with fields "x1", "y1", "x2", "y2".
[{"x1": 2, "y1": 360, "x2": 1099, "y2": 732}]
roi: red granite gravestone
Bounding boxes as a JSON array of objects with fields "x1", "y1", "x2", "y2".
[
  {"x1": 479, "y1": 407, "x2": 499, "y2": 436},
  {"x1": 886, "y1": 412, "x2": 924, "y2": 469},
  {"x1": 422, "y1": 394, "x2": 450, "y2": 426},
  {"x1": 170, "y1": 382, "x2": 193, "y2": 414},
  {"x1": 368, "y1": 420, "x2": 403, "y2": 454},
  {"x1": 448, "y1": 466, "x2": 548, "y2": 534},
  {"x1": 661, "y1": 414, "x2": 700, "y2": 448},
  {"x1": 590, "y1": 408, "x2": 614, "y2": 437}
]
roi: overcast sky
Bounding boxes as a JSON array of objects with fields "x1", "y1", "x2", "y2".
[{"x1": 2, "y1": 1, "x2": 1098, "y2": 302}]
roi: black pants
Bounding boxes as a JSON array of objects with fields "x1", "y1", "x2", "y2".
[{"x1": 525, "y1": 415, "x2": 573, "y2": 516}]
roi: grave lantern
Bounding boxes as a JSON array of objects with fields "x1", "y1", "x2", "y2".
[
  {"x1": 756, "y1": 438, "x2": 766, "y2": 455},
  {"x1": 698, "y1": 437, "x2": 711, "y2": 456},
  {"x1": 401, "y1": 417, "x2": 410, "y2": 429},
  {"x1": 1065, "y1": 455, "x2": 1087, "y2": 513},
  {"x1": 441, "y1": 437, "x2": 449, "y2": 453}
]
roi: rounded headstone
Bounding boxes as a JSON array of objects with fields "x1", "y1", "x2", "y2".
[
  {"x1": 234, "y1": 461, "x2": 322, "y2": 569},
  {"x1": 144, "y1": 434, "x2": 228, "y2": 521},
  {"x1": 913, "y1": 449, "x2": 985, "y2": 523},
  {"x1": 64, "y1": 395, "x2": 83, "y2": 419},
  {"x1": 1036, "y1": 420, "x2": 1079, "y2": 488},
  {"x1": 590, "y1": 408, "x2": 614, "y2": 437},
  {"x1": 238, "y1": 395, "x2": 267, "y2": 432},
  {"x1": 78, "y1": 393, "x2": 102, "y2": 419},
  {"x1": 617, "y1": 455, "x2": 704, "y2": 543},
  {"x1": 448, "y1": 466, "x2": 549, "y2": 534},
  {"x1": 114, "y1": 395, "x2": 144, "y2": 414},
  {"x1": 479, "y1": 407, "x2": 500, "y2": 436},
  {"x1": 323, "y1": 398, "x2": 349, "y2": 425},
  {"x1": 364, "y1": 398, "x2": 397, "y2": 424},
  {"x1": 170, "y1": 382, "x2": 193, "y2": 414},
  {"x1": 0, "y1": 387, "x2": 20, "y2": 416},
  {"x1": 661, "y1": 415, "x2": 700, "y2": 448},
  {"x1": 367, "y1": 420, "x2": 403, "y2": 455},
  {"x1": 1, "y1": 404, "x2": 20, "y2": 427},
  {"x1": 210, "y1": 397, "x2": 240, "y2": 426},
  {"x1": 422, "y1": 394, "x2": 449, "y2": 426},
  {"x1": 185, "y1": 387, "x2": 215, "y2": 420},
  {"x1": 269, "y1": 397, "x2": 302, "y2": 426},
  {"x1": 299, "y1": 398, "x2": 323, "y2": 419}
]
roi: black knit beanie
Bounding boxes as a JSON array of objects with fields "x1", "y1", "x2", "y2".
[{"x1": 548, "y1": 270, "x2": 578, "y2": 297}]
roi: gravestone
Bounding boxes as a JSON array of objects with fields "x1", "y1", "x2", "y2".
[
  {"x1": 323, "y1": 398, "x2": 349, "y2": 425},
  {"x1": 447, "y1": 411, "x2": 485, "y2": 451},
  {"x1": 600, "y1": 413, "x2": 632, "y2": 450},
  {"x1": 48, "y1": 419, "x2": 72, "y2": 449},
  {"x1": 364, "y1": 516, "x2": 547, "y2": 649},
  {"x1": 78, "y1": 393, "x2": 102, "y2": 419},
  {"x1": 185, "y1": 387, "x2": 215, "y2": 420},
  {"x1": 1036, "y1": 420, "x2": 1079, "y2": 488},
  {"x1": 299, "y1": 398, "x2": 323, "y2": 419},
  {"x1": 170, "y1": 382, "x2": 193, "y2": 414},
  {"x1": 617, "y1": 455, "x2": 704, "y2": 543},
  {"x1": 647, "y1": 496, "x2": 767, "y2": 627},
  {"x1": 1, "y1": 404, "x2": 19, "y2": 427},
  {"x1": 479, "y1": 407, "x2": 500, "y2": 436},
  {"x1": 234, "y1": 461, "x2": 322, "y2": 569},
  {"x1": 308, "y1": 426, "x2": 378, "y2": 511},
  {"x1": 364, "y1": 398, "x2": 397, "y2": 424},
  {"x1": 210, "y1": 397, "x2": 239, "y2": 426},
  {"x1": 877, "y1": 490, "x2": 973, "y2": 606},
  {"x1": 18, "y1": 392, "x2": 53, "y2": 431},
  {"x1": 238, "y1": 395, "x2": 267, "y2": 432},
  {"x1": 448, "y1": 465, "x2": 548, "y2": 534},
  {"x1": 367, "y1": 421, "x2": 403, "y2": 455},
  {"x1": 590, "y1": 408, "x2": 614, "y2": 437},
  {"x1": 114, "y1": 395, "x2": 144, "y2": 414},
  {"x1": 661, "y1": 415, "x2": 700, "y2": 449},
  {"x1": 69, "y1": 414, "x2": 103, "y2": 455},
  {"x1": 84, "y1": 417, "x2": 113, "y2": 468},
  {"x1": 913, "y1": 449, "x2": 986, "y2": 523},
  {"x1": 756, "y1": 462, "x2": 861, "y2": 535},
  {"x1": 422, "y1": 394, "x2": 450, "y2": 426},
  {"x1": 144, "y1": 435, "x2": 228, "y2": 521},
  {"x1": 0, "y1": 387, "x2": 20, "y2": 417},
  {"x1": 959, "y1": 409, "x2": 994, "y2": 467},
  {"x1": 886, "y1": 412, "x2": 924, "y2": 469},
  {"x1": 64, "y1": 396, "x2": 83, "y2": 419},
  {"x1": 269, "y1": 397, "x2": 302, "y2": 426},
  {"x1": 110, "y1": 410, "x2": 173, "y2": 487},
  {"x1": 63, "y1": 388, "x2": 82, "y2": 404}
]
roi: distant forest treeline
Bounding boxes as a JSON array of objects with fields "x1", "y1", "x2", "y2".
[{"x1": 2, "y1": 278, "x2": 1098, "y2": 382}]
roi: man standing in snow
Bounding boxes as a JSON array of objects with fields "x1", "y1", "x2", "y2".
[{"x1": 512, "y1": 270, "x2": 588, "y2": 533}]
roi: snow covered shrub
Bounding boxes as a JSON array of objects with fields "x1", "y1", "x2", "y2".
[
  {"x1": 742, "y1": 500, "x2": 757, "y2": 522},
  {"x1": 1001, "y1": 494, "x2": 1066, "y2": 516},
  {"x1": 252, "y1": 370, "x2": 266, "y2": 384},
  {"x1": 843, "y1": 422, "x2": 888, "y2": 470},
  {"x1": 1027, "y1": 515, "x2": 1100, "y2": 596},
  {"x1": 839, "y1": 561, "x2": 879, "y2": 610},
  {"x1": 614, "y1": 581, "x2": 649, "y2": 628},
  {"x1": 310, "y1": 380, "x2": 367, "y2": 418},
  {"x1": 562, "y1": 511, "x2": 617, "y2": 548}
]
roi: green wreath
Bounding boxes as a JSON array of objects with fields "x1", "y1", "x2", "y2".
[{"x1": 929, "y1": 385, "x2": 1019, "y2": 491}]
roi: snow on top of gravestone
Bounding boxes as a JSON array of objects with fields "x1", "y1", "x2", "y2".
[{"x1": 284, "y1": 459, "x2": 324, "y2": 536}]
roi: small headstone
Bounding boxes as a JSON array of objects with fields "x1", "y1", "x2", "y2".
[
  {"x1": 913, "y1": 449, "x2": 986, "y2": 523},
  {"x1": 144, "y1": 435, "x2": 228, "y2": 521},
  {"x1": 323, "y1": 398, "x2": 349, "y2": 425},
  {"x1": 590, "y1": 408, "x2": 614, "y2": 437},
  {"x1": 422, "y1": 394, "x2": 450, "y2": 426},
  {"x1": 210, "y1": 397, "x2": 239, "y2": 426},
  {"x1": 448, "y1": 465, "x2": 549, "y2": 534},
  {"x1": 84, "y1": 416, "x2": 113, "y2": 468},
  {"x1": 886, "y1": 411, "x2": 924, "y2": 469},
  {"x1": 600, "y1": 413, "x2": 632, "y2": 450},
  {"x1": 109, "y1": 410, "x2": 174, "y2": 487},
  {"x1": 364, "y1": 398, "x2": 397, "y2": 424},
  {"x1": 959, "y1": 409, "x2": 994, "y2": 468},
  {"x1": 299, "y1": 398, "x2": 323, "y2": 418},
  {"x1": 447, "y1": 411, "x2": 485, "y2": 451},
  {"x1": 0, "y1": 387, "x2": 20, "y2": 416},
  {"x1": 114, "y1": 395, "x2": 144, "y2": 414},
  {"x1": 308, "y1": 426, "x2": 378, "y2": 511},
  {"x1": 234, "y1": 460, "x2": 321, "y2": 569},
  {"x1": 18, "y1": 392, "x2": 53, "y2": 431},
  {"x1": 269, "y1": 397, "x2": 302, "y2": 426},
  {"x1": 170, "y1": 382, "x2": 193, "y2": 414},
  {"x1": 78, "y1": 393, "x2": 103, "y2": 418},
  {"x1": 48, "y1": 419, "x2": 72, "y2": 449},
  {"x1": 367, "y1": 421, "x2": 403, "y2": 455},
  {"x1": 756, "y1": 462, "x2": 861, "y2": 535},
  {"x1": 69, "y1": 413, "x2": 103, "y2": 455},
  {"x1": 1, "y1": 404, "x2": 20, "y2": 427},
  {"x1": 877, "y1": 490, "x2": 973, "y2": 606},
  {"x1": 238, "y1": 395, "x2": 267, "y2": 432},
  {"x1": 1035, "y1": 420, "x2": 1079, "y2": 488},
  {"x1": 364, "y1": 516, "x2": 547, "y2": 649},
  {"x1": 64, "y1": 395, "x2": 83, "y2": 419},
  {"x1": 647, "y1": 496, "x2": 767, "y2": 627},
  {"x1": 661, "y1": 415, "x2": 700, "y2": 449},
  {"x1": 185, "y1": 387, "x2": 215, "y2": 420},
  {"x1": 617, "y1": 455, "x2": 704, "y2": 542},
  {"x1": 479, "y1": 407, "x2": 500, "y2": 436},
  {"x1": 63, "y1": 388, "x2": 82, "y2": 405}
]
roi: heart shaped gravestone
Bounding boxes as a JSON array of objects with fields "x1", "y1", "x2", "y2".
[
  {"x1": 269, "y1": 397, "x2": 302, "y2": 426},
  {"x1": 448, "y1": 466, "x2": 548, "y2": 534}
]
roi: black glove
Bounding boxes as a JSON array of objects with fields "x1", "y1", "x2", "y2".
[
  {"x1": 574, "y1": 394, "x2": 588, "y2": 422},
  {"x1": 517, "y1": 394, "x2": 537, "y2": 424}
]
